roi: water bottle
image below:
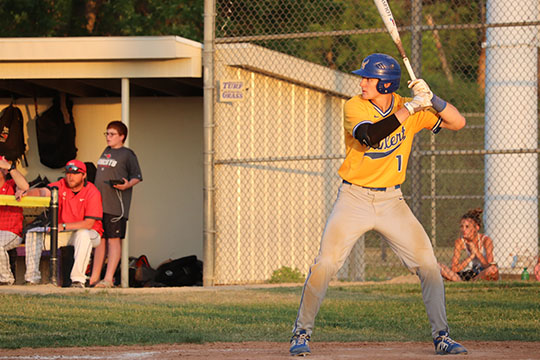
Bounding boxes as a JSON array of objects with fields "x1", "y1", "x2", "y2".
[{"x1": 521, "y1": 267, "x2": 529, "y2": 281}]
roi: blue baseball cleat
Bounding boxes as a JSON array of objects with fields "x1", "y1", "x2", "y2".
[
  {"x1": 434, "y1": 331, "x2": 468, "y2": 355},
  {"x1": 290, "y1": 330, "x2": 311, "y2": 356}
]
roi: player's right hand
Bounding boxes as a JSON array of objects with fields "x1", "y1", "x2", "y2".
[{"x1": 404, "y1": 92, "x2": 432, "y2": 115}]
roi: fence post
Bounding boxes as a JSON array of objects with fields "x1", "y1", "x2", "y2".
[
  {"x1": 49, "y1": 186, "x2": 59, "y2": 286},
  {"x1": 203, "y1": 0, "x2": 216, "y2": 286},
  {"x1": 410, "y1": 0, "x2": 423, "y2": 218}
]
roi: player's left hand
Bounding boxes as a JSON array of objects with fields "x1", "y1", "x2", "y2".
[{"x1": 408, "y1": 79, "x2": 433, "y2": 99}]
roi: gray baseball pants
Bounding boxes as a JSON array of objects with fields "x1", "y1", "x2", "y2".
[
  {"x1": 25, "y1": 229, "x2": 101, "y2": 284},
  {"x1": 292, "y1": 181, "x2": 448, "y2": 339},
  {"x1": 0, "y1": 230, "x2": 22, "y2": 284}
]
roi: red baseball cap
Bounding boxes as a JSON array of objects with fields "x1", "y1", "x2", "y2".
[{"x1": 65, "y1": 160, "x2": 86, "y2": 174}]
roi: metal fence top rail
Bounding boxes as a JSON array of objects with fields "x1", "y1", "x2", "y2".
[
  {"x1": 216, "y1": 148, "x2": 540, "y2": 165},
  {"x1": 419, "y1": 148, "x2": 540, "y2": 156},
  {"x1": 216, "y1": 20, "x2": 540, "y2": 43}
]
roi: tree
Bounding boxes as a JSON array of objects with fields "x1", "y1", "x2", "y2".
[{"x1": 0, "y1": 0, "x2": 204, "y2": 41}]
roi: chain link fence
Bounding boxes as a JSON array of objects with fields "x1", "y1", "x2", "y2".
[{"x1": 209, "y1": 0, "x2": 539, "y2": 284}]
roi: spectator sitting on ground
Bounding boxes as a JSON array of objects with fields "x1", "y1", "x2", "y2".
[
  {"x1": 439, "y1": 208, "x2": 499, "y2": 281},
  {"x1": 0, "y1": 156, "x2": 29, "y2": 285},
  {"x1": 22, "y1": 160, "x2": 103, "y2": 288}
]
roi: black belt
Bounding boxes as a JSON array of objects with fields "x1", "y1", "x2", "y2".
[{"x1": 343, "y1": 180, "x2": 400, "y2": 192}]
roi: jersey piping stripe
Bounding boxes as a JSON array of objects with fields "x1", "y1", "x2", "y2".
[
  {"x1": 432, "y1": 117, "x2": 443, "y2": 134},
  {"x1": 84, "y1": 215, "x2": 103, "y2": 221},
  {"x1": 364, "y1": 145, "x2": 400, "y2": 159},
  {"x1": 369, "y1": 95, "x2": 395, "y2": 117},
  {"x1": 352, "y1": 120, "x2": 374, "y2": 139}
]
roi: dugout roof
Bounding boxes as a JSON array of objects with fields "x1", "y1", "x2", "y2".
[{"x1": 0, "y1": 36, "x2": 203, "y2": 98}]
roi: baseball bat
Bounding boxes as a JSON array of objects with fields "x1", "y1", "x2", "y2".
[{"x1": 372, "y1": 0, "x2": 417, "y2": 81}]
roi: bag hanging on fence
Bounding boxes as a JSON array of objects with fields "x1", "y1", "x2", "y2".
[
  {"x1": 155, "y1": 255, "x2": 203, "y2": 287},
  {"x1": 0, "y1": 103, "x2": 27, "y2": 165},
  {"x1": 35, "y1": 93, "x2": 77, "y2": 168}
]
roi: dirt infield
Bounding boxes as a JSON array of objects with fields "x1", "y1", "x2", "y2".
[{"x1": 2, "y1": 341, "x2": 540, "y2": 360}]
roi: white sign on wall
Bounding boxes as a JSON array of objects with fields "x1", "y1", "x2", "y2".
[{"x1": 218, "y1": 80, "x2": 245, "y2": 102}]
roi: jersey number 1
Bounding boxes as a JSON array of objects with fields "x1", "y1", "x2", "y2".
[{"x1": 396, "y1": 155, "x2": 403, "y2": 172}]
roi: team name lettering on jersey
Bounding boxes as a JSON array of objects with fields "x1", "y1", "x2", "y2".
[
  {"x1": 365, "y1": 126, "x2": 406, "y2": 159},
  {"x1": 97, "y1": 158, "x2": 117, "y2": 167}
]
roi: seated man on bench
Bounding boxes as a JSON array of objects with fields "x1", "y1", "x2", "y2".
[
  {"x1": 22, "y1": 160, "x2": 103, "y2": 288},
  {"x1": 0, "y1": 155, "x2": 29, "y2": 285}
]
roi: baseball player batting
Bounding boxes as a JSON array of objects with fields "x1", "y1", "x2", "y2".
[{"x1": 289, "y1": 53, "x2": 468, "y2": 356}]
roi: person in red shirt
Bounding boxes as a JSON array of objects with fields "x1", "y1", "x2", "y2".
[
  {"x1": 0, "y1": 156, "x2": 29, "y2": 285},
  {"x1": 23, "y1": 160, "x2": 103, "y2": 288}
]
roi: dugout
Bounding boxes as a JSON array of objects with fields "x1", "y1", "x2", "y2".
[{"x1": 0, "y1": 36, "x2": 204, "y2": 286}]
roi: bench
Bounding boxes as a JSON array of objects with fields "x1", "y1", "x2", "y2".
[{"x1": 10, "y1": 245, "x2": 74, "y2": 287}]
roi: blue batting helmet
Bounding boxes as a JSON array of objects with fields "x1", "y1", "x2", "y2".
[{"x1": 352, "y1": 53, "x2": 401, "y2": 94}]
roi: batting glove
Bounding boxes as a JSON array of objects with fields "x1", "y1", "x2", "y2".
[
  {"x1": 408, "y1": 79, "x2": 433, "y2": 98},
  {"x1": 404, "y1": 92, "x2": 432, "y2": 115}
]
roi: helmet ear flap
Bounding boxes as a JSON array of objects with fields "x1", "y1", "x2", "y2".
[{"x1": 377, "y1": 79, "x2": 400, "y2": 94}]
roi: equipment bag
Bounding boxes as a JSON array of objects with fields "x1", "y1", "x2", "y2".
[
  {"x1": 0, "y1": 103, "x2": 27, "y2": 165},
  {"x1": 155, "y1": 255, "x2": 203, "y2": 287},
  {"x1": 35, "y1": 93, "x2": 77, "y2": 168}
]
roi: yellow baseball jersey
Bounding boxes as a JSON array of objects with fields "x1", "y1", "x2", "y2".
[{"x1": 338, "y1": 93, "x2": 440, "y2": 187}]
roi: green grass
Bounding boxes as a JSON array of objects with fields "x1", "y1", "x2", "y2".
[{"x1": 1, "y1": 282, "x2": 539, "y2": 349}]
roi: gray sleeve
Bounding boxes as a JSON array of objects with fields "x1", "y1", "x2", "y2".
[{"x1": 127, "y1": 150, "x2": 143, "y2": 181}]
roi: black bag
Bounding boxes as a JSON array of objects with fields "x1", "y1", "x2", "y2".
[
  {"x1": 23, "y1": 176, "x2": 52, "y2": 236},
  {"x1": 36, "y1": 94, "x2": 77, "y2": 169},
  {"x1": 28, "y1": 174, "x2": 50, "y2": 188},
  {"x1": 0, "y1": 103, "x2": 27, "y2": 165},
  {"x1": 23, "y1": 209, "x2": 51, "y2": 235},
  {"x1": 85, "y1": 162, "x2": 97, "y2": 183},
  {"x1": 155, "y1": 255, "x2": 203, "y2": 287}
]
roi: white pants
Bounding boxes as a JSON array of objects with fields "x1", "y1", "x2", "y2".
[
  {"x1": 292, "y1": 182, "x2": 448, "y2": 339},
  {"x1": 0, "y1": 230, "x2": 22, "y2": 284},
  {"x1": 25, "y1": 229, "x2": 101, "y2": 284}
]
